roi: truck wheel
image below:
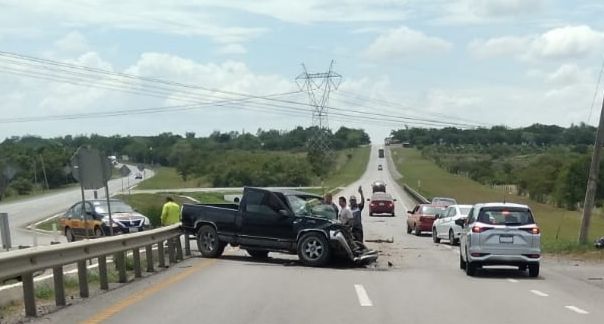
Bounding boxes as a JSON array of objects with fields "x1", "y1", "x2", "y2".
[
  {"x1": 528, "y1": 263, "x2": 540, "y2": 278},
  {"x1": 94, "y1": 227, "x2": 104, "y2": 238},
  {"x1": 196, "y1": 225, "x2": 225, "y2": 258},
  {"x1": 246, "y1": 250, "x2": 269, "y2": 259},
  {"x1": 297, "y1": 233, "x2": 331, "y2": 267}
]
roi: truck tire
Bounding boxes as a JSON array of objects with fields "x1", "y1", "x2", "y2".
[
  {"x1": 246, "y1": 250, "x2": 269, "y2": 259},
  {"x1": 297, "y1": 233, "x2": 331, "y2": 267},
  {"x1": 196, "y1": 225, "x2": 225, "y2": 258}
]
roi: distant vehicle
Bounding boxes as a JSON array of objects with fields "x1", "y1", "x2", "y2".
[
  {"x1": 377, "y1": 164, "x2": 383, "y2": 171},
  {"x1": 432, "y1": 204, "x2": 473, "y2": 245},
  {"x1": 368, "y1": 192, "x2": 396, "y2": 216},
  {"x1": 371, "y1": 181, "x2": 386, "y2": 193},
  {"x1": 431, "y1": 197, "x2": 457, "y2": 207},
  {"x1": 458, "y1": 203, "x2": 541, "y2": 277},
  {"x1": 378, "y1": 148, "x2": 385, "y2": 158},
  {"x1": 406, "y1": 204, "x2": 446, "y2": 236},
  {"x1": 134, "y1": 173, "x2": 143, "y2": 179},
  {"x1": 59, "y1": 199, "x2": 151, "y2": 242},
  {"x1": 180, "y1": 187, "x2": 378, "y2": 267}
]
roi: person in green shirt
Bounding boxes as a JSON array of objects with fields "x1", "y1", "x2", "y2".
[{"x1": 161, "y1": 197, "x2": 180, "y2": 226}]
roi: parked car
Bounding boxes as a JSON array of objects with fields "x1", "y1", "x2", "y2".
[
  {"x1": 431, "y1": 197, "x2": 457, "y2": 207},
  {"x1": 377, "y1": 164, "x2": 383, "y2": 171},
  {"x1": 406, "y1": 204, "x2": 446, "y2": 236},
  {"x1": 368, "y1": 192, "x2": 396, "y2": 216},
  {"x1": 371, "y1": 181, "x2": 386, "y2": 193},
  {"x1": 432, "y1": 204, "x2": 473, "y2": 245},
  {"x1": 458, "y1": 203, "x2": 541, "y2": 277},
  {"x1": 180, "y1": 187, "x2": 379, "y2": 267},
  {"x1": 134, "y1": 173, "x2": 143, "y2": 179},
  {"x1": 59, "y1": 199, "x2": 151, "y2": 242}
]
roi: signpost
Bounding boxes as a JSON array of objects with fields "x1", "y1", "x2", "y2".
[{"x1": 71, "y1": 147, "x2": 114, "y2": 236}]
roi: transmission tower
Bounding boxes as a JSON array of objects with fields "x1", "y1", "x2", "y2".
[{"x1": 295, "y1": 60, "x2": 342, "y2": 154}]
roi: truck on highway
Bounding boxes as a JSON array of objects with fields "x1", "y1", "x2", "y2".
[
  {"x1": 181, "y1": 187, "x2": 378, "y2": 267},
  {"x1": 378, "y1": 148, "x2": 384, "y2": 158}
]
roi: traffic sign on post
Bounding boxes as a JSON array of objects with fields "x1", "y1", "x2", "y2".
[{"x1": 119, "y1": 165, "x2": 131, "y2": 177}]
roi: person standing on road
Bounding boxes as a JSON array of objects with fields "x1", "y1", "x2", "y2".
[
  {"x1": 161, "y1": 196, "x2": 180, "y2": 226},
  {"x1": 338, "y1": 196, "x2": 354, "y2": 227},
  {"x1": 349, "y1": 186, "x2": 365, "y2": 242},
  {"x1": 324, "y1": 192, "x2": 339, "y2": 219}
]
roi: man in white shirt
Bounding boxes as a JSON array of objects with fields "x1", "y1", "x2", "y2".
[{"x1": 338, "y1": 196, "x2": 354, "y2": 227}]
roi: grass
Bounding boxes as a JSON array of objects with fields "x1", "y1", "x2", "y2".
[
  {"x1": 36, "y1": 217, "x2": 59, "y2": 232},
  {"x1": 136, "y1": 167, "x2": 209, "y2": 190},
  {"x1": 392, "y1": 148, "x2": 604, "y2": 255},
  {"x1": 322, "y1": 146, "x2": 371, "y2": 191}
]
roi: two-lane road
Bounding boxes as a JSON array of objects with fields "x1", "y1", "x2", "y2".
[
  {"x1": 37, "y1": 146, "x2": 603, "y2": 324},
  {"x1": 0, "y1": 164, "x2": 153, "y2": 248}
]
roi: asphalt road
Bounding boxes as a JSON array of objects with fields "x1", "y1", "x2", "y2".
[
  {"x1": 0, "y1": 164, "x2": 153, "y2": 248},
  {"x1": 36, "y1": 146, "x2": 603, "y2": 324}
]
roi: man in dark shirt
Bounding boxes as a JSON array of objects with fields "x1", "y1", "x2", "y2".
[{"x1": 349, "y1": 186, "x2": 365, "y2": 242}]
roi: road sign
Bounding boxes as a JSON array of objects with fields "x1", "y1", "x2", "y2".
[
  {"x1": 120, "y1": 165, "x2": 131, "y2": 177},
  {"x1": 137, "y1": 164, "x2": 145, "y2": 172},
  {"x1": 71, "y1": 147, "x2": 113, "y2": 190}
]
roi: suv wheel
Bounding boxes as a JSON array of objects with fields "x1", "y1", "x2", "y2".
[
  {"x1": 465, "y1": 250, "x2": 477, "y2": 276},
  {"x1": 196, "y1": 225, "x2": 225, "y2": 258},
  {"x1": 528, "y1": 263, "x2": 540, "y2": 278},
  {"x1": 449, "y1": 229, "x2": 458, "y2": 245},
  {"x1": 297, "y1": 233, "x2": 331, "y2": 267},
  {"x1": 246, "y1": 250, "x2": 269, "y2": 259},
  {"x1": 432, "y1": 229, "x2": 441, "y2": 243}
]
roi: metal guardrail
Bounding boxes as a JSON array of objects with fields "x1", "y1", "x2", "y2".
[
  {"x1": 0, "y1": 224, "x2": 191, "y2": 317},
  {"x1": 403, "y1": 184, "x2": 430, "y2": 204}
]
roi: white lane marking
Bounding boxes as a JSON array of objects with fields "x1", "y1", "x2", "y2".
[
  {"x1": 354, "y1": 284, "x2": 373, "y2": 307},
  {"x1": 507, "y1": 279, "x2": 519, "y2": 283},
  {"x1": 530, "y1": 290, "x2": 549, "y2": 297},
  {"x1": 565, "y1": 306, "x2": 589, "y2": 315}
]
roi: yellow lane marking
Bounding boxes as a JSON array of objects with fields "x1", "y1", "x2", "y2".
[{"x1": 82, "y1": 259, "x2": 216, "y2": 324}]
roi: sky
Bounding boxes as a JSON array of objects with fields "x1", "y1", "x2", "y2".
[{"x1": 1, "y1": 0, "x2": 604, "y2": 143}]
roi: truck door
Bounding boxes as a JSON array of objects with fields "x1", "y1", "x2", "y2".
[{"x1": 240, "y1": 189, "x2": 294, "y2": 248}]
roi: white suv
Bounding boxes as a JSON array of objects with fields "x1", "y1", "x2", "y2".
[
  {"x1": 432, "y1": 204, "x2": 473, "y2": 245},
  {"x1": 458, "y1": 203, "x2": 541, "y2": 277}
]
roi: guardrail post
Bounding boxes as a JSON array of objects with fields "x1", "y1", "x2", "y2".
[
  {"x1": 157, "y1": 240, "x2": 166, "y2": 268},
  {"x1": 176, "y1": 237, "x2": 184, "y2": 261},
  {"x1": 22, "y1": 272, "x2": 36, "y2": 317},
  {"x1": 77, "y1": 260, "x2": 89, "y2": 298},
  {"x1": 184, "y1": 234, "x2": 191, "y2": 256},
  {"x1": 167, "y1": 238, "x2": 176, "y2": 264},
  {"x1": 145, "y1": 245, "x2": 154, "y2": 272},
  {"x1": 98, "y1": 255, "x2": 109, "y2": 290},
  {"x1": 132, "y1": 248, "x2": 142, "y2": 278},
  {"x1": 115, "y1": 252, "x2": 127, "y2": 283},
  {"x1": 52, "y1": 266, "x2": 66, "y2": 306},
  {"x1": 0, "y1": 213, "x2": 11, "y2": 251}
]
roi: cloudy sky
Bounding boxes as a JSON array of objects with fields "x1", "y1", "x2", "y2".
[{"x1": 1, "y1": 0, "x2": 603, "y2": 142}]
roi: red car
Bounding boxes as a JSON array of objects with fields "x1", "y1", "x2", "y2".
[
  {"x1": 406, "y1": 204, "x2": 446, "y2": 236},
  {"x1": 368, "y1": 192, "x2": 396, "y2": 216}
]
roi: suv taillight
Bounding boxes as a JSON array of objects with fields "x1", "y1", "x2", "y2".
[
  {"x1": 472, "y1": 226, "x2": 493, "y2": 233},
  {"x1": 520, "y1": 227, "x2": 540, "y2": 235}
]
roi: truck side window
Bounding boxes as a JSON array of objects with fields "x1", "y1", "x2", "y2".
[{"x1": 245, "y1": 191, "x2": 279, "y2": 216}]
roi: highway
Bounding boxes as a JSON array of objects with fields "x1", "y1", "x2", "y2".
[
  {"x1": 0, "y1": 165, "x2": 153, "y2": 248},
  {"x1": 36, "y1": 146, "x2": 603, "y2": 324}
]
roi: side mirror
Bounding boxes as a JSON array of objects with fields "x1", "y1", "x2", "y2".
[
  {"x1": 366, "y1": 198, "x2": 371, "y2": 202},
  {"x1": 407, "y1": 210, "x2": 413, "y2": 214},
  {"x1": 455, "y1": 218, "x2": 465, "y2": 227},
  {"x1": 278, "y1": 209, "x2": 290, "y2": 217}
]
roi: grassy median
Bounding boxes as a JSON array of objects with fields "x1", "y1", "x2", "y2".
[{"x1": 392, "y1": 147, "x2": 604, "y2": 255}]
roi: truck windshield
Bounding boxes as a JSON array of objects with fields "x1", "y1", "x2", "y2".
[{"x1": 286, "y1": 195, "x2": 337, "y2": 220}]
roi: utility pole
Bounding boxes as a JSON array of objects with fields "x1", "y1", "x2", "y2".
[
  {"x1": 579, "y1": 93, "x2": 604, "y2": 244},
  {"x1": 39, "y1": 155, "x2": 50, "y2": 191},
  {"x1": 295, "y1": 61, "x2": 342, "y2": 161}
]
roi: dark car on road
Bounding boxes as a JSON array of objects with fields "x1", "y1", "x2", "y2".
[
  {"x1": 59, "y1": 199, "x2": 151, "y2": 242},
  {"x1": 181, "y1": 187, "x2": 378, "y2": 267},
  {"x1": 406, "y1": 204, "x2": 446, "y2": 236},
  {"x1": 368, "y1": 192, "x2": 396, "y2": 216}
]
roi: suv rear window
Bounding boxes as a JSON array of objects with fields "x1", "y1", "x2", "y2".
[{"x1": 477, "y1": 207, "x2": 535, "y2": 226}]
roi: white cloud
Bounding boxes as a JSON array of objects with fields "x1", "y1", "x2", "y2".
[
  {"x1": 546, "y1": 64, "x2": 591, "y2": 85},
  {"x1": 435, "y1": 0, "x2": 545, "y2": 25},
  {"x1": 469, "y1": 25, "x2": 604, "y2": 61},
  {"x1": 363, "y1": 26, "x2": 452, "y2": 60},
  {"x1": 53, "y1": 31, "x2": 90, "y2": 54},
  {"x1": 217, "y1": 44, "x2": 247, "y2": 55}
]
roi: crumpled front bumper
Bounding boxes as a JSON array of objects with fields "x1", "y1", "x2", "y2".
[{"x1": 329, "y1": 230, "x2": 379, "y2": 264}]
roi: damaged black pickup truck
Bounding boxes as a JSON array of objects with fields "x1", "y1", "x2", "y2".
[{"x1": 181, "y1": 187, "x2": 378, "y2": 267}]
